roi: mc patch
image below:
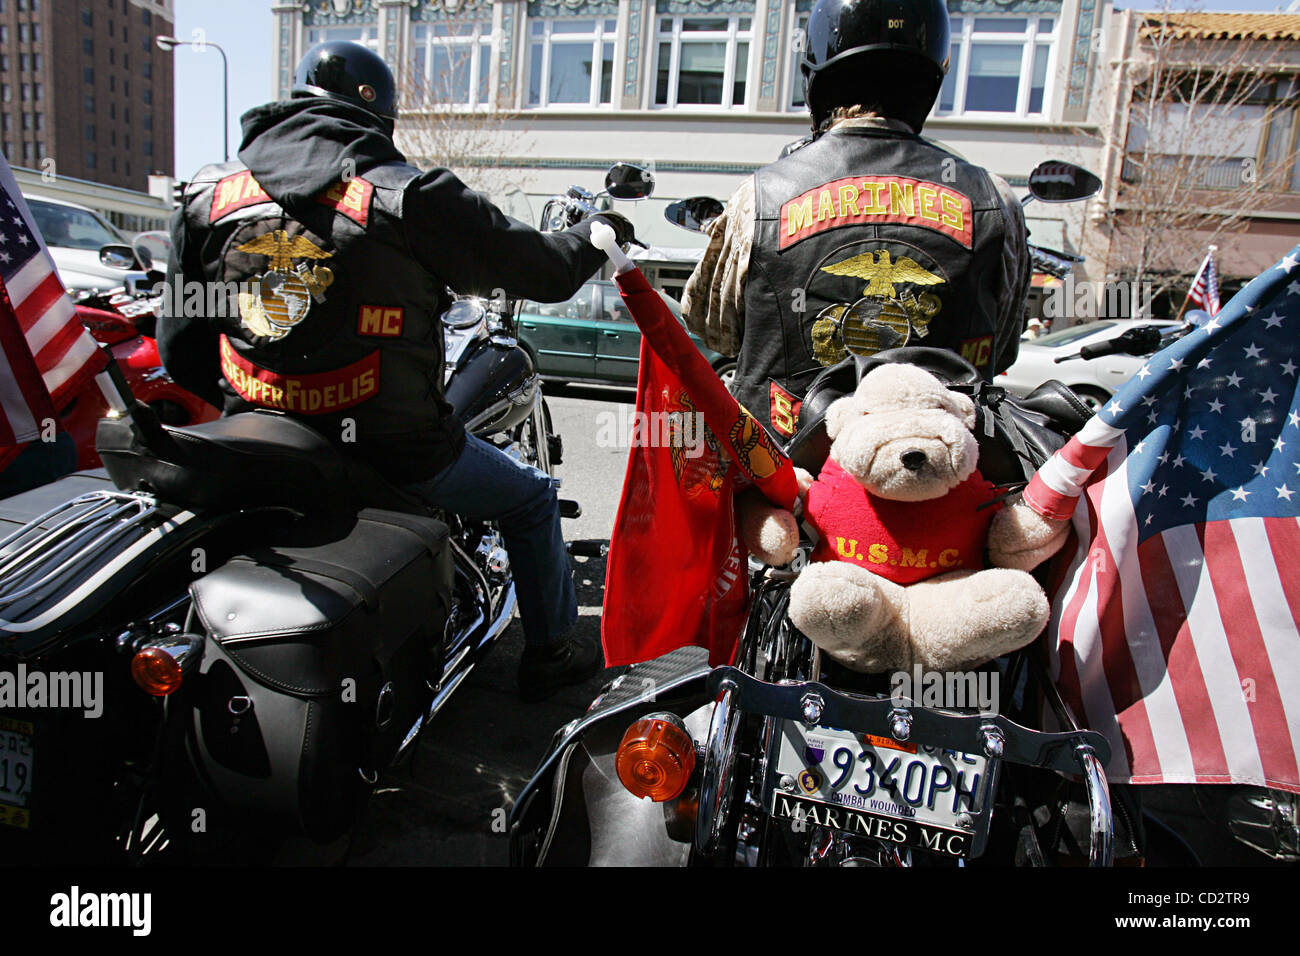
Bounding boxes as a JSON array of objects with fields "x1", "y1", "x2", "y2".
[
  {"x1": 958, "y1": 335, "x2": 994, "y2": 368},
  {"x1": 357, "y1": 305, "x2": 404, "y2": 337}
]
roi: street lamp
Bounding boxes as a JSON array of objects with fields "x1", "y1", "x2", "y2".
[{"x1": 156, "y1": 35, "x2": 230, "y2": 162}]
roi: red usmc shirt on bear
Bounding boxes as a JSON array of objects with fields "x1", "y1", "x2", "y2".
[{"x1": 805, "y1": 458, "x2": 1002, "y2": 584}]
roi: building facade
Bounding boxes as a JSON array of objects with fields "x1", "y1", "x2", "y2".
[
  {"x1": 0, "y1": 0, "x2": 175, "y2": 193},
  {"x1": 273, "y1": 0, "x2": 1112, "y2": 301}
]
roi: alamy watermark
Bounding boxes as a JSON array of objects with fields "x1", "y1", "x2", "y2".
[
  {"x1": 150, "y1": 279, "x2": 256, "y2": 318},
  {"x1": 0, "y1": 664, "x2": 102, "y2": 719},
  {"x1": 890, "y1": 664, "x2": 998, "y2": 714},
  {"x1": 594, "y1": 406, "x2": 707, "y2": 458},
  {"x1": 1042, "y1": 277, "x2": 1154, "y2": 321}
]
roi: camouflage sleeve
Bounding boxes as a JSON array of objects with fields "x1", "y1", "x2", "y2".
[
  {"x1": 682, "y1": 176, "x2": 754, "y2": 357},
  {"x1": 989, "y1": 172, "x2": 1031, "y2": 375}
]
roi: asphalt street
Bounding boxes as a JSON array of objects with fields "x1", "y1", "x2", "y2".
[{"x1": 347, "y1": 383, "x2": 638, "y2": 866}]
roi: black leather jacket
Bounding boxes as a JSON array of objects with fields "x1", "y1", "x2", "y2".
[{"x1": 160, "y1": 98, "x2": 606, "y2": 483}]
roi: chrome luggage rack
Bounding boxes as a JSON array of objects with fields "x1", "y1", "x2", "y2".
[{"x1": 0, "y1": 491, "x2": 159, "y2": 622}]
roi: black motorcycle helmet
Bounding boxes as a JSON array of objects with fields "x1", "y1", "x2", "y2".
[
  {"x1": 292, "y1": 40, "x2": 398, "y2": 123},
  {"x1": 801, "y1": 0, "x2": 950, "y2": 134}
]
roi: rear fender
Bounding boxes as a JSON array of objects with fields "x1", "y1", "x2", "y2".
[{"x1": 509, "y1": 647, "x2": 715, "y2": 867}]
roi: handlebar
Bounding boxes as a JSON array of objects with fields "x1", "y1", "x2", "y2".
[{"x1": 1054, "y1": 324, "x2": 1170, "y2": 363}]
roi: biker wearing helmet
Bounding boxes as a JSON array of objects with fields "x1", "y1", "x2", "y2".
[
  {"x1": 683, "y1": 0, "x2": 1031, "y2": 441},
  {"x1": 160, "y1": 41, "x2": 631, "y2": 700}
]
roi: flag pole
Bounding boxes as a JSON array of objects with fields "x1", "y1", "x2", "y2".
[{"x1": 1173, "y1": 244, "x2": 1217, "y2": 323}]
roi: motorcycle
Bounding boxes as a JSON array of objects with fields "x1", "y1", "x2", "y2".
[
  {"x1": 0, "y1": 162, "x2": 652, "y2": 864},
  {"x1": 507, "y1": 162, "x2": 1203, "y2": 867}
]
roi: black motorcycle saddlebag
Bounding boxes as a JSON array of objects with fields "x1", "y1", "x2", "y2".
[{"x1": 186, "y1": 508, "x2": 453, "y2": 840}]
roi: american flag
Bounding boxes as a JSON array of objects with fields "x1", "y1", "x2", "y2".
[
  {"x1": 1024, "y1": 243, "x2": 1300, "y2": 794},
  {"x1": 0, "y1": 153, "x2": 105, "y2": 461},
  {"x1": 1187, "y1": 245, "x2": 1221, "y2": 317}
]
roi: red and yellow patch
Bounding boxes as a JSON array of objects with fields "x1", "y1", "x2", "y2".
[
  {"x1": 316, "y1": 177, "x2": 374, "y2": 228},
  {"x1": 357, "y1": 305, "x2": 404, "y2": 337},
  {"x1": 779, "y1": 175, "x2": 972, "y2": 251},
  {"x1": 958, "y1": 335, "x2": 993, "y2": 368},
  {"x1": 210, "y1": 170, "x2": 272, "y2": 222},
  {"x1": 768, "y1": 380, "x2": 803, "y2": 439},
  {"x1": 220, "y1": 335, "x2": 380, "y2": 414}
]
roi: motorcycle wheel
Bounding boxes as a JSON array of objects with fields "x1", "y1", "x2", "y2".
[{"x1": 512, "y1": 395, "x2": 557, "y2": 478}]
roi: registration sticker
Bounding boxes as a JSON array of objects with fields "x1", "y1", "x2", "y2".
[{"x1": 0, "y1": 717, "x2": 34, "y2": 829}]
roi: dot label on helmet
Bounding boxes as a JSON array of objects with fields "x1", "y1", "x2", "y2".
[{"x1": 889, "y1": 19, "x2": 903, "y2": 28}]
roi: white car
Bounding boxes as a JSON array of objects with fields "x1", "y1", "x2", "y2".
[
  {"x1": 998, "y1": 319, "x2": 1181, "y2": 411},
  {"x1": 23, "y1": 195, "x2": 151, "y2": 294}
]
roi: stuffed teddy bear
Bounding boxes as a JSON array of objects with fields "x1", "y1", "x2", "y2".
[{"x1": 738, "y1": 363, "x2": 1070, "y2": 674}]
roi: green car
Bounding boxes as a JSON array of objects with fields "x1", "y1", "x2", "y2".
[{"x1": 517, "y1": 279, "x2": 736, "y2": 388}]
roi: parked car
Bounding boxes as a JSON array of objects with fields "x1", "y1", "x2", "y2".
[
  {"x1": 23, "y1": 195, "x2": 151, "y2": 294},
  {"x1": 998, "y1": 318, "x2": 1180, "y2": 411},
  {"x1": 517, "y1": 279, "x2": 735, "y2": 388}
]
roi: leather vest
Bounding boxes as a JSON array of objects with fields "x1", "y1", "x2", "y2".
[
  {"x1": 740, "y1": 126, "x2": 1009, "y2": 440},
  {"x1": 178, "y1": 160, "x2": 459, "y2": 479}
]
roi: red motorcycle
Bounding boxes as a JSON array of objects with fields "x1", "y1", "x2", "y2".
[{"x1": 61, "y1": 291, "x2": 219, "y2": 471}]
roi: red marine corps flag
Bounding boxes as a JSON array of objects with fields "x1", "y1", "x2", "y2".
[{"x1": 593, "y1": 226, "x2": 800, "y2": 666}]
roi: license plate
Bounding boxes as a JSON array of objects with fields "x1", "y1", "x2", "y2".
[
  {"x1": 767, "y1": 719, "x2": 991, "y2": 858},
  {"x1": 0, "y1": 717, "x2": 33, "y2": 829}
]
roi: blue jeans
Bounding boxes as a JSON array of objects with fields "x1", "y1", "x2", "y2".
[{"x1": 401, "y1": 433, "x2": 577, "y2": 647}]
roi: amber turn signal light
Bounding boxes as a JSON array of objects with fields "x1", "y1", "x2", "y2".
[
  {"x1": 616, "y1": 713, "x2": 697, "y2": 802},
  {"x1": 130, "y1": 646, "x2": 185, "y2": 696}
]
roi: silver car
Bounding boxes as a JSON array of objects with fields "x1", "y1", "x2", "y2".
[{"x1": 998, "y1": 319, "x2": 1180, "y2": 412}]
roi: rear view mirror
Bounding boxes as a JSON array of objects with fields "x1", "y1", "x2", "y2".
[
  {"x1": 605, "y1": 163, "x2": 654, "y2": 200},
  {"x1": 665, "y1": 196, "x2": 725, "y2": 234},
  {"x1": 1027, "y1": 161, "x2": 1102, "y2": 203},
  {"x1": 98, "y1": 244, "x2": 138, "y2": 270}
]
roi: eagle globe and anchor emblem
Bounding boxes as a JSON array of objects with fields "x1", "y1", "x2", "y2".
[
  {"x1": 809, "y1": 249, "x2": 945, "y2": 367},
  {"x1": 235, "y1": 230, "x2": 335, "y2": 341}
]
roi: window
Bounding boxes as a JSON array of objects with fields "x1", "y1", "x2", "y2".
[
  {"x1": 109, "y1": 102, "x2": 115, "y2": 119},
  {"x1": 0, "y1": 27, "x2": 6, "y2": 43},
  {"x1": 144, "y1": 139, "x2": 152, "y2": 157},
  {"x1": 142, "y1": 9, "x2": 150, "y2": 27},
  {"x1": 109, "y1": 48, "x2": 115, "y2": 65},
  {"x1": 1, "y1": 85, "x2": 8, "y2": 103},
  {"x1": 33, "y1": 112, "x2": 40, "y2": 130},
  {"x1": 30, "y1": 24, "x2": 38, "y2": 42},
  {"x1": 83, "y1": 37, "x2": 93, "y2": 55},
  {"x1": 20, "y1": 83, "x2": 28, "y2": 101},
  {"x1": 84, "y1": 94, "x2": 94, "y2": 111},
  {"x1": 143, "y1": 88, "x2": 151, "y2": 105},
  {"x1": 17, "y1": 24, "x2": 26, "y2": 42},
  {"x1": 31, "y1": 55, "x2": 39, "y2": 72},
  {"x1": 85, "y1": 123, "x2": 95, "y2": 141},
  {"x1": 81, "y1": 9, "x2": 92, "y2": 27},
  {"x1": 86, "y1": 151, "x2": 96, "y2": 169},
  {"x1": 305, "y1": 25, "x2": 378, "y2": 50},
  {"x1": 84, "y1": 67, "x2": 94, "y2": 84},
  {"x1": 22, "y1": 141, "x2": 31, "y2": 162},
  {"x1": 409, "y1": 21, "x2": 492, "y2": 107},
  {"x1": 143, "y1": 113, "x2": 151, "y2": 131},
  {"x1": 110, "y1": 129, "x2": 115, "y2": 146},
  {"x1": 1, "y1": 115, "x2": 8, "y2": 132},
  {"x1": 21, "y1": 112, "x2": 29, "y2": 130},
  {"x1": 142, "y1": 61, "x2": 151, "y2": 79},
  {"x1": 526, "y1": 18, "x2": 616, "y2": 108},
  {"x1": 654, "y1": 15, "x2": 752, "y2": 109},
  {"x1": 33, "y1": 83, "x2": 39, "y2": 101},
  {"x1": 787, "y1": 9, "x2": 810, "y2": 110},
  {"x1": 0, "y1": 55, "x2": 7, "y2": 71},
  {"x1": 936, "y1": 16, "x2": 1056, "y2": 118}
]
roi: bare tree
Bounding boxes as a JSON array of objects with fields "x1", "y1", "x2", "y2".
[
  {"x1": 395, "y1": 12, "x2": 534, "y2": 203},
  {"x1": 1101, "y1": 4, "x2": 1299, "y2": 302}
]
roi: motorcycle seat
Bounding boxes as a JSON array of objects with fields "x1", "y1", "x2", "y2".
[{"x1": 96, "y1": 410, "x2": 434, "y2": 517}]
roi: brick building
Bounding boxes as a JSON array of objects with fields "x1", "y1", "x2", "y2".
[{"x1": 0, "y1": 0, "x2": 175, "y2": 192}]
